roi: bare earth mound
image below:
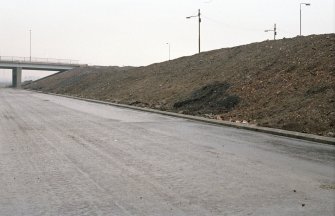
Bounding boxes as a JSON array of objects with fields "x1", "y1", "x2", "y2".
[{"x1": 24, "y1": 34, "x2": 335, "y2": 137}]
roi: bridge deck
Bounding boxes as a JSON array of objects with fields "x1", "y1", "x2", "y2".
[
  {"x1": 0, "y1": 56, "x2": 84, "y2": 87},
  {"x1": 0, "y1": 56, "x2": 84, "y2": 71}
]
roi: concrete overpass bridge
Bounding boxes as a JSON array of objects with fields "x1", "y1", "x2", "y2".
[{"x1": 0, "y1": 56, "x2": 84, "y2": 87}]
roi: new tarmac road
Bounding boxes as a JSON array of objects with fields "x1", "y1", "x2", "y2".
[{"x1": 0, "y1": 88, "x2": 334, "y2": 216}]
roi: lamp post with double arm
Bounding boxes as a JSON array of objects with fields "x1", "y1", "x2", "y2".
[{"x1": 186, "y1": 9, "x2": 201, "y2": 53}]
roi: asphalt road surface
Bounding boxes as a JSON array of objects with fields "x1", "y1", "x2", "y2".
[{"x1": 0, "y1": 88, "x2": 334, "y2": 216}]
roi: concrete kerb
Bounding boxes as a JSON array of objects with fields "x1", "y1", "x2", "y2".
[{"x1": 28, "y1": 90, "x2": 335, "y2": 145}]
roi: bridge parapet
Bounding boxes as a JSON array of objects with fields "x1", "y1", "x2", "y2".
[{"x1": 0, "y1": 56, "x2": 80, "y2": 65}]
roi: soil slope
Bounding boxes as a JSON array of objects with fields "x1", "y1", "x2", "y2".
[{"x1": 24, "y1": 34, "x2": 335, "y2": 137}]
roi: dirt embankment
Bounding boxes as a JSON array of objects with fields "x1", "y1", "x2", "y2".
[{"x1": 24, "y1": 34, "x2": 335, "y2": 137}]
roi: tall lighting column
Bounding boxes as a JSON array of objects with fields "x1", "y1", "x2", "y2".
[
  {"x1": 166, "y1": 43, "x2": 171, "y2": 61},
  {"x1": 300, "y1": 3, "x2": 311, "y2": 36},
  {"x1": 29, "y1": 29, "x2": 32, "y2": 61}
]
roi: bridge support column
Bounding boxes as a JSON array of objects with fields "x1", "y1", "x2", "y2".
[{"x1": 12, "y1": 67, "x2": 22, "y2": 88}]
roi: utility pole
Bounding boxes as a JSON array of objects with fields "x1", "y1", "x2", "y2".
[
  {"x1": 186, "y1": 9, "x2": 201, "y2": 53},
  {"x1": 29, "y1": 29, "x2": 32, "y2": 61},
  {"x1": 264, "y1": 24, "x2": 277, "y2": 40},
  {"x1": 198, "y1": 9, "x2": 201, "y2": 53}
]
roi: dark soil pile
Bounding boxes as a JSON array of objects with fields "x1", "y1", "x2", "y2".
[
  {"x1": 173, "y1": 82, "x2": 240, "y2": 114},
  {"x1": 24, "y1": 34, "x2": 335, "y2": 137}
]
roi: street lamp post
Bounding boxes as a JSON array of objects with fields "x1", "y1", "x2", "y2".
[
  {"x1": 29, "y1": 29, "x2": 32, "y2": 61},
  {"x1": 186, "y1": 9, "x2": 201, "y2": 53},
  {"x1": 300, "y1": 3, "x2": 311, "y2": 36},
  {"x1": 264, "y1": 24, "x2": 277, "y2": 40},
  {"x1": 166, "y1": 43, "x2": 171, "y2": 61}
]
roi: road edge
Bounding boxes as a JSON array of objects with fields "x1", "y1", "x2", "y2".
[{"x1": 26, "y1": 89, "x2": 335, "y2": 145}]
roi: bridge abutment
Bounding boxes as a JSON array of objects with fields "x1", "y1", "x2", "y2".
[{"x1": 12, "y1": 67, "x2": 22, "y2": 88}]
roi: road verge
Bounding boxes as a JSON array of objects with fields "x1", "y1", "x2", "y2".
[{"x1": 27, "y1": 89, "x2": 335, "y2": 145}]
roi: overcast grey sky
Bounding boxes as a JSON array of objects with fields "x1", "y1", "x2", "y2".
[{"x1": 0, "y1": 0, "x2": 334, "y2": 81}]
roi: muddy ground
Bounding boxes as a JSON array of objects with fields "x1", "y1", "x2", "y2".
[{"x1": 24, "y1": 34, "x2": 335, "y2": 137}]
